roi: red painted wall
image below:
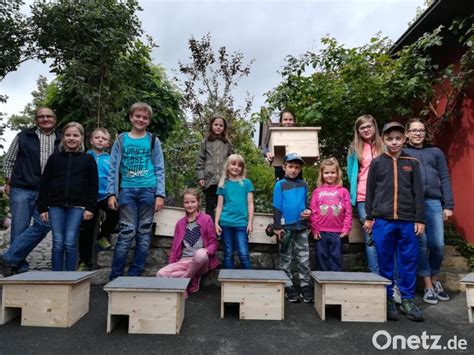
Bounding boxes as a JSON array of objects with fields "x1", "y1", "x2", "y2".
[{"x1": 431, "y1": 80, "x2": 474, "y2": 244}]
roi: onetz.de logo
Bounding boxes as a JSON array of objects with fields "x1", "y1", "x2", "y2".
[{"x1": 372, "y1": 330, "x2": 468, "y2": 351}]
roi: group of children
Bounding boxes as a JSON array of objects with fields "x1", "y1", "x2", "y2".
[
  {"x1": 347, "y1": 115, "x2": 454, "y2": 322},
  {"x1": 35, "y1": 102, "x2": 454, "y2": 323}
]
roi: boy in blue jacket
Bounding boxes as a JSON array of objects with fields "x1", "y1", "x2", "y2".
[
  {"x1": 364, "y1": 122, "x2": 425, "y2": 322},
  {"x1": 107, "y1": 102, "x2": 165, "y2": 280},
  {"x1": 273, "y1": 153, "x2": 312, "y2": 303},
  {"x1": 78, "y1": 128, "x2": 119, "y2": 270}
]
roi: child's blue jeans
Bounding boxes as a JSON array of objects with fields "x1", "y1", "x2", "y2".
[
  {"x1": 49, "y1": 206, "x2": 84, "y2": 271},
  {"x1": 221, "y1": 226, "x2": 251, "y2": 269},
  {"x1": 357, "y1": 202, "x2": 379, "y2": 274},
  {"x1": 110, "y1": 188, "x2": 155, "y2": 280},
  {"x1": 372, "y1": 218, "x2": 418, "y2": 300},
  {"x1": 418, "y1": 199, "x2": 445, "y2": 277},
  {"x1": 315, "y1": 232, "x2": 343, "y2": 271}
]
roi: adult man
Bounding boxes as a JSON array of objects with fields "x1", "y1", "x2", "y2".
[{"x1": 0, "y1": 107, "x2": 61, "y2": 276}]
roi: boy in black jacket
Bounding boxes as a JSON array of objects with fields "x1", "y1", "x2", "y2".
[{"x1": 364, "y1": 122, "x2": 425, "y2": 322}]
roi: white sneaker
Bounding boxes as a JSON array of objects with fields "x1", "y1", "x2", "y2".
[
  {"x1": 433, "y1": 281, "x2": 450, "y2": 301},
  {"x1": 393, "y1": 285, "x2": 402, "y2": 305},
  {"x1": 423, "y1": 288, "x2": 438, "y2": 305}
]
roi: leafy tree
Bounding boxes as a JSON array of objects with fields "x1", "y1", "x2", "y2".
[
  {"x1": 29, "y1": 0, "x2": 182, "y2": 138},
  {"x1": 264, "y1": 20, "x2": 473, "y2": 164},
  {"x1": 8, "y1": 75, "x2": 50, "y2": 131},
  {"x1": 178, "y1": 33, "x2": 254, "y2": 135},
  {"x1": 0, "y1": 0, "x2": 33, "y2": 82},
  {"x1": 171, "y1": 33, "x2": 278, "y2": 212}
]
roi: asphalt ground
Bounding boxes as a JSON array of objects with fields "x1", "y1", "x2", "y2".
[{"x1": 0, "y1": 286, "x2": 473, "y2": 355}]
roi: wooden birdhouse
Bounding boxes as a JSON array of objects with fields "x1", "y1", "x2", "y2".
[{"x1": 264, "y1": 126, "x2": 321, "y2": 166}]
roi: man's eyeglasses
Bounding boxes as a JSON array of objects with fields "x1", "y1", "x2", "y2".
[{"x1": 36, "y1": 115, "x2": 55, "y2": 119}]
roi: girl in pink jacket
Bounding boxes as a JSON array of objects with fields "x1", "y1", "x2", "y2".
[
  {"x1": 157, "y1": 188, "x2": 219, "y2": 297},
  {"x1": 309, "y1": 158, "x2": 352, "y2": 271}
]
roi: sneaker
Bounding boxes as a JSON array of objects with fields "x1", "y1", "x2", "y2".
[
  {"x1": 77, "y1": 261, "x2": 92, "y2": 271},
  {"x1": 96, "y1": 237, "x2": 112, "y2": 251},
  {"x1": 188, "y1": 276, "x2": 201, "y2": 293},
  {"x1": 423, "y1": 288, "x2": 438, "y2": 305},
  {"x1": 285, "y1": 286, "x2": 300, "y2": 303},
  {"x1": 433, "y1": 281, "x2": 450, "y2": 301},
  {"x1": 393, "y1": 285, "x2": 402, "y2": 305},
  {"x1": 387, "y1": 299, "x2": 399, "y2": 321},
  {"x1": 401, "y1": 299, "x2": 424, "y2": 322},
  {"x1": 300, "y1": 285, "x2": 314, "y2": 303},
  {"x1": 0, "y1": 255, "x2": 15, "y2": 277}
]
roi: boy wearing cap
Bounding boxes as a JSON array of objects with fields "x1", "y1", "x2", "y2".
[
  {"x1": 273, "y1": 153, "x2": 312, "y2": 303},
  {"x1": 364, "y1": 122, "x2": 425, "y2": 322}
]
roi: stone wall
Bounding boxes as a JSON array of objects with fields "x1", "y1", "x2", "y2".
[
  {"x1": 1, "y1": 227, "x2": 469, "y2": 291},
  {"x1": 0, "y1": 227, "x2": 367, "y2": 285}
]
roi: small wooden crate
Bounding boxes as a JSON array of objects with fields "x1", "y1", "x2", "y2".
[
  {"x1": 460, "y1": 274, "x2": 474, "y2": 323},
  {"x1": 265, "y1": 126, "x2": 321, "y2": 166},
  {"x1": 218, "y1": 269, "x2": 289, "y2": 320},
  {"x1": 0, "y1": 271, "x2": 95, "y2": 328},
  {"x1": 349, "y1": 216, "x2": 365, "y2": 243},
  {"x1": 154, "y1": 207, "x2": 276, "y2": 245},
  {"x1": 311, "y1": 271, "x2": 391, "y2": 322},
  {"x1": 104, "y1": 277, "x2": 189, "y2": 334}
]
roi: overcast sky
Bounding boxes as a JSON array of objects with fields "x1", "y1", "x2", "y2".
[{"x1": 0, "y1": 0, "x2": 425, "y2": 150}]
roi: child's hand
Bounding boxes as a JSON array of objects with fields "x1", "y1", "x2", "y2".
[
  {"x1": 83, "y1": 211, "x2": 94, "y2": 220},
  {"x1": 274, "y1": 229, "x2": 284, "y2": 241},
  {"x1": 108, "y1": 196, "x2": 118, "y2": 210},
  {"x1": 340, "y1": 232, "x2": 348, "y2": 238},
  {"x1": 40, "y1": 212, "x2": 49, "y2": 222},
  {"x1": 414, "y1": 223, "x2": 425, "y2": 236},
  {"x1": 198, "y1": 179, "x2": 206, "y2": 187},
  {"x1": 363, "y1": 220, "x2": 374, "y2": 235},
  {"x1": 313, "y1": 233, "x2": 321, "y2": 240},
  {"x1": 301, "y1": 209, "x2": 311, "y2": 219},
  {"x1": 215, "y1": 224, "x2": 222, "y2": 236},
  {"x1": 247, "y1": 222, "x2": 253, "y2": 234},
  {"x1": 154, "y1": 197, "x2": 164, "y2": 212},
  {"x1": 443, "y1": 209, "x2": 453, "y2": 221}
]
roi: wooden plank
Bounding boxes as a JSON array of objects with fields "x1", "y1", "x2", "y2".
[
  {"x1": 348, "y1": 216, "x2": 365, "y2": 244},
  {"x1": 4, "y1": 284, "x2": 70, "y2": 327},
  {"x1": 153, "y1": 207, "x2": 276, "y2": 245},
  {"x1": 220, "y1": 282, "x2": 225, "y2": 319},
  {"x1": 68, "y1": 280, "x2": 90, "y2": 327},
  {"x1": 324, "y1": 283, "x2": 386, "y2": 322},
  {"x1": 266, "y1": 127, "x2": 321, "y2": 166},
  {"x1": 314, "y1": 282, "x2": 325, "y2": 320},
  {"x1": 107, "y1": 293, "x2": 118, "y2": 333},
  {"x1": 107, "y1": 291, "x2": 182, "y2": 334},
  {"x1": 219, "y1": 269, "x2": 289, "y2": 282},
  {"x1": 460, "y1": 273, "x2": 474, "y2": 284},
  {"x1": 176, "y1": 292, "x2": 185, "y2": 334},
  {"x1": 221, "y1": 281, "x2": 284, "y2": 320},
  {"x1": 104, "y1": 277, "x2": 189, "y2": 292},
  {"x1": 1, "y1": 285, "x2": 21, "y2": 325},
  {"x1": 311, "y1": 271, "x2": 391, "y2": 285},
  {"x1": 248, "y1": 213, "x2": 276, "y2": 245},
  {"x1": 466, "y1": 286, "x2": 474, "y2": 323},
  {"x1": 0, "y1": 271, "x2": 96, "y2": 285},
  {"x1": 153, "y1": 206, "x2": 183, "y2": 237}
]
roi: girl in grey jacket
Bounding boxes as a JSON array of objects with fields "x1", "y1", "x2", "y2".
[{"x1": 196, "y1": 116, "x2": 233, "y2": 219}]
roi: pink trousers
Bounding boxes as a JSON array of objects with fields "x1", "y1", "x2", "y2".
[{"x1": 157, "y1": 248, "x2": 209, "y2": 293}]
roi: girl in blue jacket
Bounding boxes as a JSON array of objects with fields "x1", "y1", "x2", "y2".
[{"x1": 405, "y1": 118, "x2": 454, "y2": 305}]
